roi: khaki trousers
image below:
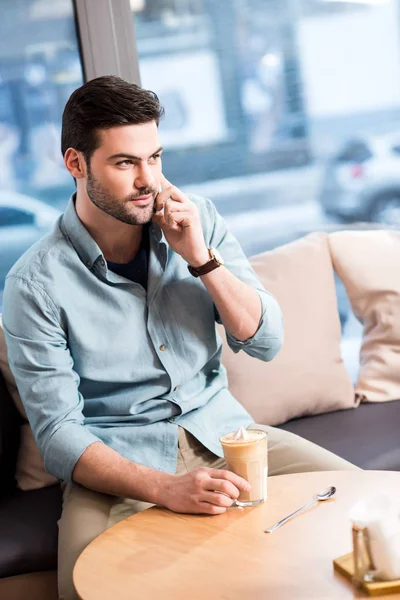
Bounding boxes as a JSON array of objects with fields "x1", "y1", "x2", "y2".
[{"x1": 58, "y1": 425, "x2": 359, "y2": 600}]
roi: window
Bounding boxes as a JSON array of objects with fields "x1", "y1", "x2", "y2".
[
  {"x1": 334, "y1": 140, "x2": 373, "y2": 164},
  {"x1": 0, "y1": 0, "x2": 84, "y2": 307},
  {"x1": 132, "y1": 0, "x2": 400, "y2": 383},
  {"x1": 133, "y1": 0, "x2": 308, "y2": 188}
]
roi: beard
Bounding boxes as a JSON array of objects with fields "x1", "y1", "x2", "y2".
[{"x1": 86, "y1": 169, "x2": 157, "y2": 226}]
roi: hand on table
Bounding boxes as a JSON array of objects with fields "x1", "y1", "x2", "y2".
[{"x1": 158, "y1": 467, "x2": 251, "y2": 515}]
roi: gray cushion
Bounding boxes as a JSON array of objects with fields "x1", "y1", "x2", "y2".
[{"x1": 279, "y1": 400, "x2": 400, "y2": 470}]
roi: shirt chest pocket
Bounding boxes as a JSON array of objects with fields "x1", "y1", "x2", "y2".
[{"x1": 164, "y1": 278, "x2": 216, "y2": 342}]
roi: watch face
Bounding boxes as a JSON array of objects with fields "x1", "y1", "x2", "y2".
[{"x1": 211, "y1": 247, "x2": 224, "y2": 265}]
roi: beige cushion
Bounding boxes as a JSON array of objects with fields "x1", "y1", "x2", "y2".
[
  {"x1": 329, "y1": 230, "x2": 400, "y2": 402},
  {"x1": 0, "y1": 315, "x2": 27, "y2": 419},
  {"x1": 0, "y1": 315, "x2": 58, "y2": 490},
  {"x1": 15, "y1": 423, "x2": 59, "y2": 491},
  {"x1": 219, "y1": 232, "x2": 357, "y2": 426}
]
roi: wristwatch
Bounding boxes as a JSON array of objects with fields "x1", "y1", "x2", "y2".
[{"x1": 187, "y1": 247, "x2": 224, "y2": 277}]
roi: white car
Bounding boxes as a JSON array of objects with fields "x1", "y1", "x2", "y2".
[
  {"x1": 0, "y1": 192, "x2": 61, "y2": 295},
  {"x1": 319, "y1": 133, "x2": 400, "y2": 224}
]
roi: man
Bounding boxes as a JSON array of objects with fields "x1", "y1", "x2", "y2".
[{"x1": 2, "y1": 76, "x2": 357, "y2": 600}]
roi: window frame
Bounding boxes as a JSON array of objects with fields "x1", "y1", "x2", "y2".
[{"x1": 74, "y1": 0, "x2": 141, "y2": 84}]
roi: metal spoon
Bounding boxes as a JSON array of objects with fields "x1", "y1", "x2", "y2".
[{"x1": 264, "y1": 486, "x2": 337, "y2": 533}]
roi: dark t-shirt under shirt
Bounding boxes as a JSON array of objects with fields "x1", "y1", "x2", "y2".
[{"x1": 106, "y1": 225, "x2": 150, "y2": 290}]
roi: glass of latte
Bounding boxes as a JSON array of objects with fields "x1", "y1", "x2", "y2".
[{"x1": 220, "y1": 427, "x2": 268, "y2": 507}]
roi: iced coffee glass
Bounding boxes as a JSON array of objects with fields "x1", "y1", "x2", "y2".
[{"x1": 220, "y1": 428, "x2": 268, "y2": 507}]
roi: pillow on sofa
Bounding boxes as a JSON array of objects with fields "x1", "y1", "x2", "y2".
[
  {"x1": 218, "y1": 232, "x2": 357, "y2": 426},
  {"x1": 16, "y1": 423, "x2": 59, "y2": 491},
  {"x1": 0, "y1": 315, "x2": 58, "y2": 490},
  {"x1": 329, "y1": 230, "x2": 400, "y2": 402},
  {"x1": 0, "y1": 316, "x2": 27, "y2": 419}
]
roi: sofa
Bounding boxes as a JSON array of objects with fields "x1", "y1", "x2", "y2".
[
  {"x1": 0, "y1": 370, "x2": 61, "y2": 600},
  {"x1": 1, "y1": 230, "x2": 400, "y2": 600}
]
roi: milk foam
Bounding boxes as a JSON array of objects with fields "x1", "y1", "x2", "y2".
[
  {"x1": 233, "y1": 427, "x2": 250, "y2": 441},
  {"x1": 221, "y1": 427, "x2": 265, "y2": 444}
]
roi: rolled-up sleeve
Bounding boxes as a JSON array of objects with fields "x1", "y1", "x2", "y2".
[
  {"x1": 199, "y1": 196, "x2": 284, "y2": 362},
  {"x1": 224, "y1": 290, "x2": 283, "y2": 360},
  {"x1": 2, "y1": 275, "x2": 103, "y2": 481}
]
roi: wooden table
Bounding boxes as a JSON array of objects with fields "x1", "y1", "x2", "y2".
[{"x1": 73, "y1": 470, "x2": 400, "y2": 600}]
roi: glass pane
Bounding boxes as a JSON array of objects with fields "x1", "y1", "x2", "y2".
[
  {"x1": 0, "y1": 206, "x2": 35, "y2": 227},
  {"x1": 0, "y1": 0, "x2": 84, "y2": 307},
  {"x1": 132, "y1": 0, "x2": 400, "y2": 383}
]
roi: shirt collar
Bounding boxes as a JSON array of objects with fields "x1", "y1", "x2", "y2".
[
  {"x1": 60, "y1": 194, "x2": 103, "y2": 270},
  {"x1": 60, "y1": 194, "x2": 168, "y2": 273}
]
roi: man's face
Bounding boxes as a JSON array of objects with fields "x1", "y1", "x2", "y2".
[{"x1": 85, "y1": 121, "x2": 162, "y2": 226}]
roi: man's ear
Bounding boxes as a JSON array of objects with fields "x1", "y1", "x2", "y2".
[{"x1": 64, "y1": 148, "x2": 87, "y2": 179}]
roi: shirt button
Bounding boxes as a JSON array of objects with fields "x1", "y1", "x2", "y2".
[
  {"x1": 169, "y1": 418, "x2": 175, "y2": 423},
  {"x1": 100, "y1": 259, "x2": 105, "y2": 266},
  {"x1": 86, "y1": 260, "x2": 92, "y2": 267},
  {"x1": 159, "y1": 344, "x2": 167, "y2": 351},
  {"x1": 174, "y1": 386, "x2": 178, "y2": 391}
]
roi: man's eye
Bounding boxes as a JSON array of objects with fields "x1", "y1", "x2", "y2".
[
  {"x1": 116, "y1": 160, "x2": 132, "y2": 166},
  {"x1": 149, "y1": 154, "x2": 161, "y2": 162}
]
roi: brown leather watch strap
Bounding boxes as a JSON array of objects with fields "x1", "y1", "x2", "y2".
[
  {"x1": 187, "y1": 259, "x2": 221, "y2": 277},
  {"x1": 187, "y1": 248, "x2": 223, "y2": 277}
]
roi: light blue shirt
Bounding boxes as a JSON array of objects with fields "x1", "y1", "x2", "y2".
[{"x1": 2, "y1": 194, "x2": 283, "y2": 482}]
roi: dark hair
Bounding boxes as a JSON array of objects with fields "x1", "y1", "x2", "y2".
[{"x1": 61, "y1": 75, "x2": 164, "y2": 164}]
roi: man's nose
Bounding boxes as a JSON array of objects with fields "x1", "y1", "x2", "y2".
[{"x1": 134, "y1": 163, "x2": 155, "y2": 190}]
